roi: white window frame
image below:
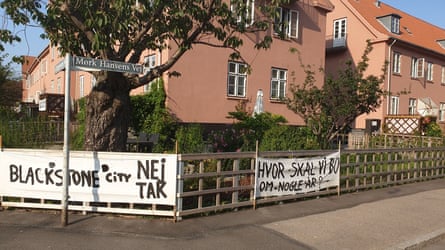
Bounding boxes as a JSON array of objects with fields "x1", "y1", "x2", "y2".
[
  {"x1": 440, "y1": 103, "x2": 445, "y2": 122},
  {"x1": 50, "y1": 80, "x2": 55, "y2": 91},
  {"x1": 144, "y1": 54, "x2": 157, "y2": 92},
  {"x1": 227, "y1": 61, "x2": 247, "y2": 98},
  {"x1": 391, "y1": 16, "x2": 400, "y2": 34},
  {"x1": 408, "y1": 98, "x2": 417, "y2": 115},
  {"x1": 390, "y1": 96, "x2": 399, "y2": 115},
  {"x1": 441, "y1": 66, "x2": 445, "y2": 84},
  {"x1": 411, "y1": 57, "x2": 424, "y2": 78},
  {"x1": 274, "y1": 7, "x2": 299, "y2": 39},
  {"x1": 333, "y1": 18, "x2": 347, "y2": 44},
  {"x1": 91, "y1": 76, "x2": 97, "y2": 89},
  {"x1": 231, "y1": 0, "x2": 255, "y2": 26},
  {"x1": 426, "y1": 62, "x2": 434, "y2": 81},
  {"x1": 270, "y1": 68, "x2": 287, "y2": 100},
  {"x1": 392, "y1": 52, "x2": 401, "y2": 74},
  {"x1": 41, "y1": 60, "x2": 47, "y2": 74},
  {"x1": 57, "y1": 77, "x2": 62, "y2": 93},
  {"x1": 79, "y1": 75, "x2": 85, "y2": 97}
]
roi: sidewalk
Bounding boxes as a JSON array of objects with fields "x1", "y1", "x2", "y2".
[{"x1": 1, "y1": 179, "x2": 445, "y2": 249}]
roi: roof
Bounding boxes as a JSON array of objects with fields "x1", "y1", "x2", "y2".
[{"x1": 347, "y1": 0, "x2": 445, "y2": 56}]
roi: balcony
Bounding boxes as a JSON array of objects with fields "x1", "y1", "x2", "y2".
[{"x1": 326, "y1": 35, "x2": 348, "y2": 51}]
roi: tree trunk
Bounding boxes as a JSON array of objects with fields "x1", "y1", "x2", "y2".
[{"x1": 84, "y1": 72, "x2": 131, "y2": 151}]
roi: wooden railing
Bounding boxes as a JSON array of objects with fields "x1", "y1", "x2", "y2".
[{"x1": 176, "y1": 147, "x2": 445, "y2": 218}]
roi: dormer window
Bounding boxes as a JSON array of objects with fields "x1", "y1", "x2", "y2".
[
  {"x1": 437, "y1": 40, "x2": 445, "y2": 49},
  {"x1": 391, "y1": 15, "x2": 400, "y2": 34},
  {"x1": 377, "y1": 14, "x2": 401, "y2": 35}
]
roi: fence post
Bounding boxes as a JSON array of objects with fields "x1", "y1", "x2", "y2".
[{"x1": 175, "y1": 160, "x2": 184, "y2": 222}]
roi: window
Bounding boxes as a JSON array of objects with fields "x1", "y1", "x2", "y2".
[
  {"x1": 333, "y1": 18, "x2": 347, "y2": 47},
  {"x1": 442, "y1": 66, "x2": 445, "y2": 84},
  {"x1": 392, "y1": 52, "x2": 401, "y2": 74},
  {"x1": 79, "y1": 75, "x2": 85, "y2": 97},
  {"x1": 41, "y1": 60, "x2": 47, "y2": 74},
  {"x1": 144, "y1": 54, "x2": 157, "y2": 92},
  {"x1": 426, "y1": 62, "x2": 434, "y2": 81},
  {"x1": 411, "y1": 57, "x2": 424, "y2": 78},
  {"x1": 274, "y1": 7, "x2": 299, "y2": 39},
  {"x1": 390, "y1": 96, "x2": 399, "y2": 115},
  {"x1": 57, "y1": 77, "x2": 62, "y2": 93},
  {"x1": 391, "y1": 15, "x2": 400, "y2": 34},
  {"x1": 227, "y1": 62, "x2": 247, "y2": 97},
  {"x1": 50, "y1": 80, "x2": 55, "y2": 91},
  {"x1": 408, "y1": 98, "x2": 417, "y2": 115},
  {"x1": 91, "y1": 76, "x2": 97, "y2": 89},
  {"x1": 270, "y1": 68, "x2": 287, "y2": 100},
  {"x1": 440, "y1": 103, "x2": 445, "y2": 122},
  {"x1": 231, "y1": 0, "x2": 255, "y2": 26}
]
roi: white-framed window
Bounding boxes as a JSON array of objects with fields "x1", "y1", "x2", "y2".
[
  {"x1": 270, "y1": 68, "x2": 287, "y2": 100},
  {"x1": 408, "y1": 98, "x2": 417, "y2": 115},
  {"x1": 411, "y1": 57, "x2": 424, "y2": 78},
  {"x1": 440, "y1": 103, "x2": 445, "y2": 122},
  {"x1": 79, "y1": 75, "x2": 85, "y2": 97},
  {"x1": 231, "y1": 0, "x2": 255, "y2": 26},
  {"x1": 333, "y1": 18, "x2": 347, "y2": 47},
  {"x1": 91, "y1": 76, "x2": 97, "y2": 89},
  {"x1": 390, "y1": 96, "x2": 399, "y2": 115},
  {"x1": 393, "y1": 52, "x2": 401, "y2": 74},
  {"x1": 391, "y1": 15, "x2": 400, "y2": 34},
  {"x1": 50, "y1": 80, "x2": 55, "y2": 91},
  {"x1": 442, "y1": 66, "x2": 445, "y2": 84},
  {"x1": 426, "y1": 62, "x2": 434, "y2": 81},
  {"x1": 57, "y1": 77, "x2": 62, "y2": 93},
  {"x1": 274, "y1": 7, "x2": 299, "y2": 39},
  {"x1": 144, "y1": 54, "x2": 157, "y2": 92},
  {"x1": 41, "y1": 60, "x2": 47, "y2": 74},
  {"x1": 26, "y1": 75, "x2": 31, "y2": 89},
  {"x1": 227, "y1": 61, "x2": 247, "y2": 97}
]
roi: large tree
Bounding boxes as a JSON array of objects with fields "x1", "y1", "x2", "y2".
[
  {"x1": 0, "y1": 54, "x2": 21, "y2": 107},
  {"x1": 1, "y1": 0, "x2": 288, "y2": 151},
  {"x1": 286, "y1": 42, "x2": 386, "y2": 149}
]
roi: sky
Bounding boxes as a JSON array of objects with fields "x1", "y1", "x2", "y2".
[{"x1": 2, "y1": 0, "x2": 445, "y2": 75}]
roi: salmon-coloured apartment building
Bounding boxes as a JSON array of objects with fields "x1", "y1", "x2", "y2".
[
  {"x1": 326, "y1": 0, "x2": 445, "y2": 131},
  {"x1": 21, "y1": 0, "x2": 334, "y2": 126}
]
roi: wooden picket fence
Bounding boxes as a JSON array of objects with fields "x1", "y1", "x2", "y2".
[{"x1": 176, "y1": 147, "x2": 445, "y2": 218}]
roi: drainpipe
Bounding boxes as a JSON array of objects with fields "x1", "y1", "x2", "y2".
[{"x1": 387, "y1": 38, "x2": 397, "y2": 115}]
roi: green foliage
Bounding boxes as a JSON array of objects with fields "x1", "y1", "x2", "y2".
[
  {"x1": 71, "y1": 97, "x2": 86, "y2": 150},
  {"x1": 227, "y1": 106, "x2": 287, "y2": 151},
  {"x1": 0, "y1": 54, "x2": 21, "y2": 106},
  {"x1": 1, "y1": 0, "x2": 291, "y2": 151},
  {"x1": 175, "y1": 124, "x2": 205, "y2": 153},
  {"x1": 287, "y1": 41, "x2": 386, "y2": 149},
  {"x1": 208, "y1": 127, "x2": 243, "y2": 152},
  {"x1": 130, "y1": 80, "x2": 177, "y2": 153},
  {"x1": 260, "y1": 125, "x2": 319, "y2": 151},
  {"x1": 424, "y1": 122, "x2": 442, "y2": 137}
]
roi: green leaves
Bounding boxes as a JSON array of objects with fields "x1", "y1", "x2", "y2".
[{"x1": 287, "y1": 41, "x2": 386, "y2": 149}]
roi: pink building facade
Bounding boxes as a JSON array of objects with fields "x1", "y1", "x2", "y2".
[
  {"x1": 22, "y1": 0, "x2": 334, "y2": 126},
  {"x1": 326, "y1": 0, "x2": 445, "y2": 130}
]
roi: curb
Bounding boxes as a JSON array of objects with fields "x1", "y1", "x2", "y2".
[{"x1": 391, "y1": 228, "x2": 445, "y2": 250}]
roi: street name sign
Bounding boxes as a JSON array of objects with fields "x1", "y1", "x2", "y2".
[{"x1": 72, "y1": 56, "x2": 143, "y2": 74}]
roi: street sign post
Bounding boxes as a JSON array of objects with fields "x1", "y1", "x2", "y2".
[{"x1": 57, "y1": 55, "x2": 144, "y2": 226}]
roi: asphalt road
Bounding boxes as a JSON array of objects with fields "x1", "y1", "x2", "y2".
[{"x1": 1, "y1": 179, "x2": 445, "y2": 250}]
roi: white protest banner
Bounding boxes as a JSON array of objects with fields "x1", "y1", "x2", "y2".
[
  {"x1": 255, "y1": 152, "x2": 340, "y2": 198},
  {"x1": 0, "y1": 150, "x2": 177, "y2": 205}
]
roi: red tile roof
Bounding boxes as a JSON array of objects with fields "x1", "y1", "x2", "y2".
[{"x1": 348, "y1": 0, "x2": 445, "y2": 55}]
